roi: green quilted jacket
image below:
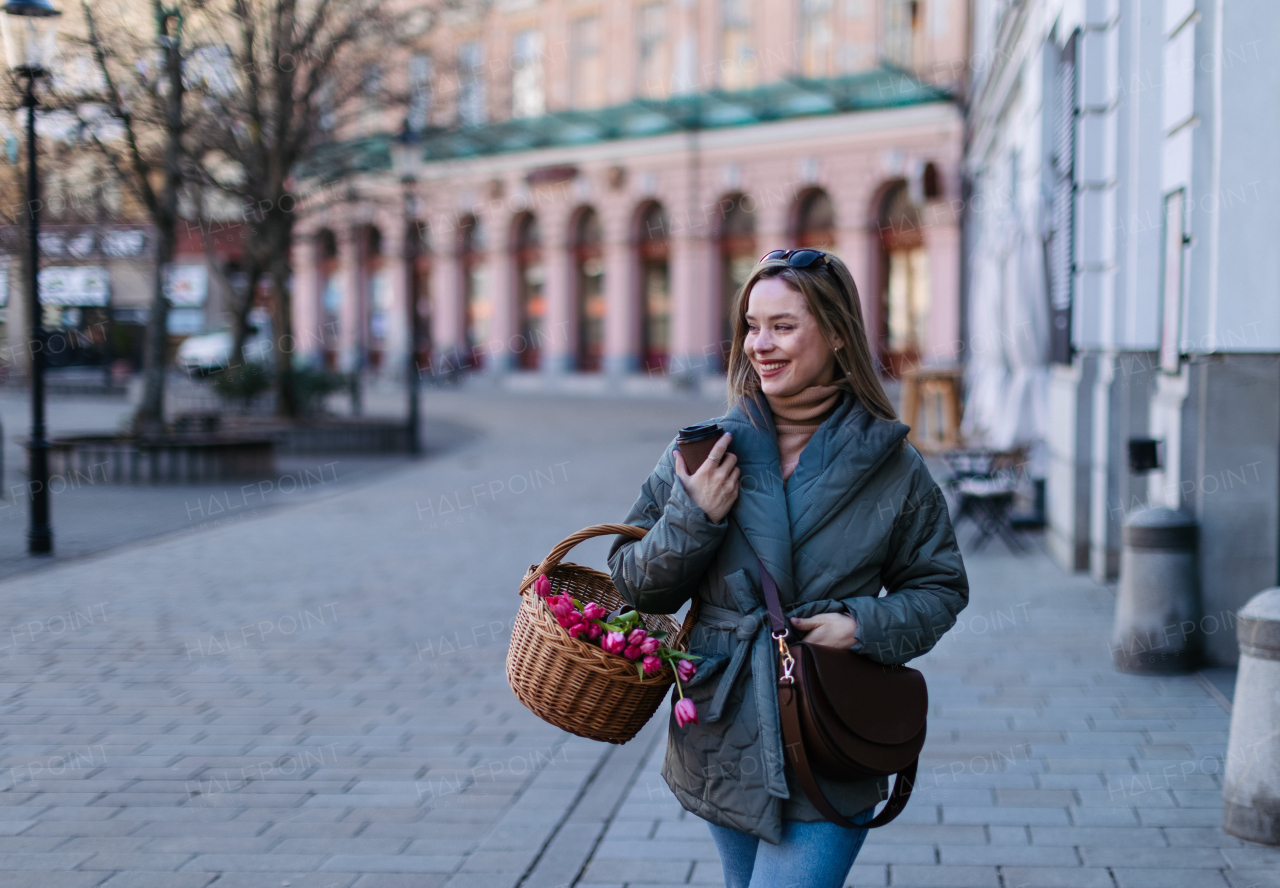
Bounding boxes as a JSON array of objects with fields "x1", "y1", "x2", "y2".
[{"x1": 608, "y1": 393, "x2": 968, "y2": 843}]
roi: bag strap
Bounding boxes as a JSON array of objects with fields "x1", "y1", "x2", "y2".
[
  {"x1": 756, "y1": 555, "x2": 790, "y2": 637},
  {"x1": 760, "y1": 555, "x2": 916, "y2": 830}
]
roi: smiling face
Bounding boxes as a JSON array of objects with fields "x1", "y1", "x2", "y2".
[{"x1": 744, "y1": 276, "x2": 841, "y2": 398}]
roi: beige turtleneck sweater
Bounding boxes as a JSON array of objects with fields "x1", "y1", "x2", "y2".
[{"x1": 766, "y1": 384, "x2": 843, "y2": 481}]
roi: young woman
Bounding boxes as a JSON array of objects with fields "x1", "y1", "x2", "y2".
[{"x1": 608, "y1": 249, "x2": 969, "y2": 888}]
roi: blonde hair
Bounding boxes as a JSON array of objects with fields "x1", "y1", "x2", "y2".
[{"x1": 726, "y1": 252, "x2": 897, "y2": 422}]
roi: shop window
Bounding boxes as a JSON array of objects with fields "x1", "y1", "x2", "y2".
[
  {"x1": 571, "y1": 16, "x2": 605, "y2": 108},
  {"x1": 638, "y1": 203, "x2": 670, "y2": 373},
  {"x1": 461, "y1": 216, "x2": 489, "y2": 367},
  {"x1": 795, "y1": 188, "x2": 836, "y2": 249},
  {"x1": 720, "y1": 0, "x2": 755, "y2": 91},
  {"x1": 637, "y1": 4, "x2": 669, "y2": 99},
  {"x1": 365, "y1": 227, "x2": 387, "y2": 372},
  {"x1": 512, "y1": 31, "x2": 545, "y2": 118},
  {"x1": 719, "y1": 194, "x2": 756, "y2": 367},
  {"x1": 317, "y1": 230, "x2": 340, "y2": 369},
  {"x1": 574, "y1": 209, "x2": 605, "y2": 372},
  {"x1": 458, "y1": 41, "x2": 487, "y2": 126},
  {"x1": 799, "y1": 0, "x2": 832, "y2": 78},
  {"x1": 514, "y1": 214, "x2": 544, "y2": 369},
  {"x1": 878, "y1": 181, "x2": 930, "y2": 376}
]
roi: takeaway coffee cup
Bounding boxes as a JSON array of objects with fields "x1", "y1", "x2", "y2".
[{"x1": 677, "y1": 423, "x2": 725, "y2": 474}]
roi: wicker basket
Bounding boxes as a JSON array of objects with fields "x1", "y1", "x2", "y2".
[{"x1": 507, "y1": 524, "x2": 696, "y2": 744}]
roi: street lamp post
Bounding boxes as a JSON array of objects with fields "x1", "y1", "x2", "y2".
[
  {"x1": 391, "y1": 132, "x2": 422, "y2": 455},
  {"x1": 2, "y1": 0, "x2": 62, "y2": 555}
]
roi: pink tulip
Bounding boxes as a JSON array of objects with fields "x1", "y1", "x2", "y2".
[
  {"x1": 642, "y1": 655, "x2": 663, "y2": 675},
  {"x1": 676, "y1": 659, "x2": 697, "y2": 683},
  {"x1": 623, "y1": 645, "x2": 644, "y2": 661},
  {"x1": 567, "y1": 623, "x2": 587, "y2": 639},
  {"x1": 674, "y1": 697, "x2": 698, "y2": 728},
  {"x1": 534, "y1": 575, "x2": 552, "y2": 599},
  {"x1": 546, "y1": 595, "x2": 573, "y2": 619},
  {"x1": 639, "y1": 637, "x2": 660, "y2": 655},
  {"x1": 602, "y1": 631, "x2": 626, "y2": 654},
  {"x1": 626, "y1": 628, "x2": 648, "y2": 646},
  {"x1": 581, "y1": 602, "x2": 606, "y2": 622},
  {"x1": 585, "y1": 622, "x2": 603, "y2": 641}
]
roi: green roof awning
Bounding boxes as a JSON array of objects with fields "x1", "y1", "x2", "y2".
[{"x1": 299, "y1": 67, "x2": 953, "y2": 181}]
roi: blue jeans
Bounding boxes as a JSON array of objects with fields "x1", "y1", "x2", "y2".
[{"x1": 706, "y1": 812, "x2": 873, "y2": 888}]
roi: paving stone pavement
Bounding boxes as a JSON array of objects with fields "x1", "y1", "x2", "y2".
[
  {"x1": 0, "y1": 389, "x2": 1277, "y2": 888},
  {"x1": 582, "y1": 539, "x2": 1280, "y2": 888}
]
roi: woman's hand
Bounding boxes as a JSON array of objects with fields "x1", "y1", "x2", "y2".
[
  {"x1": 790, "y1": 612, "x2": 859, "y2": 648},
  {"x1": 674, "y1": 433, "x2": 739, "y2": 524}
]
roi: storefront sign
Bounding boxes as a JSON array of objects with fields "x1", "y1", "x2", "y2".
[
  {"x1": 165, "y1": 264, "x2": 208, "y2": 307},
  {"x1": 33, "y1": 228, "x2": 148, "y2": 258},
  {"x1": 39, "y1": 266, "x2": 110, "y2": 306}
]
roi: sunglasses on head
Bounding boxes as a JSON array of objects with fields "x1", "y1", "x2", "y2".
[{"x1": 759, "y1": 248, "x2": 830, "y2": 269}]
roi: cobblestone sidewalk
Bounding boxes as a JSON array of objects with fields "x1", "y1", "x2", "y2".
[
  {"x1": 0, "y1": 390, "x2": 1276, "y2": 888},
  {"x1": 0, "y1": 391, "x2": 719, "y2": 888},
  {"x1": 583, "y1": 548, "x2": 1280, "y2": 888}
]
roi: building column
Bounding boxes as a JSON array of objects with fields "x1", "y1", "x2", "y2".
[
  {"x1": 924, "y1": 216, "x2": 961, "y2": 364},
  {"x1": 382, "y1": 226, "x2": 410, "y2": 380},
  {"x1": 1087, "y1": 351, "x2": 1157, "y2": 581},
  {"x1": 669, "y1": 229, "x2": 714, "y2": 377},
  {"x1": 1046, "y1": 356, "x2": 1097, "y2": 571},
  {"x1": 4, "y1": 259, "x2": 28, "y2": 375},
  {"x1": 337, "y1": 228, "x2": 361, "y2": 373},
  {"x1": 429, "y1": 241, "x2": 463, "y2": 372},
  {"x1": 290, "y1": 237, "x2": 321, "y2": 366},
  {"x1": 831, "y1": 224, "x2": 876, "y2": 340},
  {"x1": 602, "y1": 212, "x2": 637, "y2": 375},
  {"x1": 542, "y1": 205, "x2": 575, "y2": 374},
  {"x1": 485, "y1": 230, "x2": 515, "y2": 373}
]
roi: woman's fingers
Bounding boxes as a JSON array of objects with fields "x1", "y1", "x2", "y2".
[
  {"x1": 696, "y1": 433, "x2": 733, "y2": 475},
  {"x1": 673, "y1": 449, "x2": 689, "y2": 480},
  {"x1": 707, "y1": 432, "x2": 733, "y2": 461},
  {"x1": 789, "y1": 613, "x2": 859, "y2": 648}
]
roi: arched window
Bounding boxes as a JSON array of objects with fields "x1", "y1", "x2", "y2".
[
  {"x1": 718, "y1": 194, "x2": 756, "y2": 366},
  {"x1": 877, "y1": 181, "x2": 930, "y2": 376},
  {"x1": 637, "y1": 202, "x2": 670, "y2": 373},
  {"x1": 317, "y1": 229, "x2": 339, "y2": 370},
  {"x1": 513, "y1": 214, "x2": 544, "y2": 370},
  {"x1": 574, "y1": 208, "x2": 605, "y2": 372},
  {"x1": 460, "y1": 216, "x2": 488, "y2": 368},
  {"x1": 795, "y1": 188, "x2": 836, "y2": 249},
  {"x1": 365, "y1": 226, "x2": 388, "y2": 372}
]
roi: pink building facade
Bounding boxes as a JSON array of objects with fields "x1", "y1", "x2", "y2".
[{"x1": 293, "y1": 1, "x2": 967, "y2": 382}]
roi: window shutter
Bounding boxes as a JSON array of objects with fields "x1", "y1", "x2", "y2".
[{"x1": 1048, "y1": 32, "x2": 1077, "y2": 364}]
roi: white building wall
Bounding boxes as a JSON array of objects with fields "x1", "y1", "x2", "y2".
[{"x1": 969, "y1": 0, "x2": 1280, "y2": 664}]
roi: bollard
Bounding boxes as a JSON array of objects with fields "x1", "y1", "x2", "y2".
[
  {"x1": 1111, "y1": 507, "x2": 1199, "y2": 673},
  {"x1": 1223, "y1": 587, "x2": 1280, "y2": 845}
]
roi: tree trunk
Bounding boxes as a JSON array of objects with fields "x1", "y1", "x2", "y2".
[
  {"x1": 229, "y1": 248, "x2": 261, "y2": 372},
  {"x1": 132, "y1": 2, "x2": 184, "y2": 438},
  {"x1": 133, "y1": 225, "x2": 172, "y2": 437},
  {"x1": 264, "y1": 210, "x2": 297, "y2": 418}
]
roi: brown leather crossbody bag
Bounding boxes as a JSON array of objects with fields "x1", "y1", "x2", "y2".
[{"x1": 758, "y1": 558, "x2": 927, "y2": 829}]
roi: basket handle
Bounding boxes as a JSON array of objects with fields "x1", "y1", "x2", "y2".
[
  {"x1": 520, "y1": 523, "x2": 648, "y2": 593},
  {"x1": 520, "y1": 523, "x2": 700, "y2": 650}
]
